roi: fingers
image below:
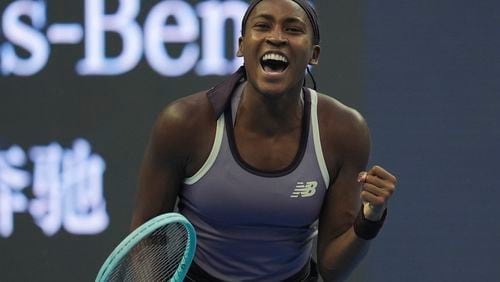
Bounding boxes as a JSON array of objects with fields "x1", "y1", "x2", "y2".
[
  {"x1": 358, "y1": 165, "x2": 397, "y2": 207},
  {"x1": 361, "y1": 183, "x2": 390, "y2": 206},
  {"x1": 368, "y1": 165, "x2": 397, "y2": 184}
]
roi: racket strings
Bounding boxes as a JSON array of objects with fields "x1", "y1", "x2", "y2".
[{"x1": 107, "y1": 223, "x2": 189, "y2": 281}]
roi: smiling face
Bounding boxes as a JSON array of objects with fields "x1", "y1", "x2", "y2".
[{"x1": 237, "y1": 0, "x2": 320, "y2": 97}]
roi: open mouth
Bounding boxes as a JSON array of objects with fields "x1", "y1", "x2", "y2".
[{"x1": 260, "y1": 53, "x2": 289, "y2": 73}]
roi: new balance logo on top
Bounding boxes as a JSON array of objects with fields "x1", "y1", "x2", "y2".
[{"x1": 291, "y1": 181, "x2": 318, "y2": 198}]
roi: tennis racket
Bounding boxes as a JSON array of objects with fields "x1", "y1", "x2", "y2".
[{"x1": 96, "y1": 213, "x2": 196, "y2": 282}]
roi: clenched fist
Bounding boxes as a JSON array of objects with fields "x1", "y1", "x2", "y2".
[{"x1": 358, "y1": 165, "x2": 397, "y2": 221}]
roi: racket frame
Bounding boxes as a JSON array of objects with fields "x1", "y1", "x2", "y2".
[{"x1": 95, "y1": 213, "x2": 196, "y2": 282}]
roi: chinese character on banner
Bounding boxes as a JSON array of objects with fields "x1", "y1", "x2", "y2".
[
  {"x1": 61, "y1": 139, "x2": 108, "y2": 234},
  {"x1": 29, "y1": 143, "x2": 64, "y2": 236},
  {"x1": 0, "y1": 146, "x2": 31, "y2": 237},
  {"x1": 29, "y1": 139, "x2": 109, "y2": 236}
]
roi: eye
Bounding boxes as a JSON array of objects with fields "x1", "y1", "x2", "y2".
[
  {"x1": 286, "y1": 26, "x2": 304, "y2": 34},
  {"x1": 254, "y1": 22, "x2": 270, "y2": 30}
]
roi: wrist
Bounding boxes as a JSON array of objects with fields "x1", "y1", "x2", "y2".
[
  {"x1": 363, "y1": 203, "x2": 386, "y2": 221},
  {"x1": 353, "y1": 206, "x2": 387, "y2": 240}
]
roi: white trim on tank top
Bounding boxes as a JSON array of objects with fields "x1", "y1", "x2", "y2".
[
  {"x1": 184, "y1": 114, "x2": 225, "y2": 185},
  {"x1": 184, "y1": 89, "x2": 330, "y2": 188},
  {"x1": 310, "y1": 89, "x2": 330, "y2": 187}
]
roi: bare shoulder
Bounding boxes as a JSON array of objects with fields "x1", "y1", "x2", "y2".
[
  {"x1": 149, "y1": 91, "x2": 216, "y2": 168},
  {"x1": 153, "y1": 91, "x2": 214, "y2": 138},
  {"x1": 315, "y1": 92, "x2": 371, "y2": 175},
  {"x1": 156, "y1": 91, "x2": 213, "y2": 129},
  {"x1": 316, "y1": 93, "x2": 368, "y2": 136}
]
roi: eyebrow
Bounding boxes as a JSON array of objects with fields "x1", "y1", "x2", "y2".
[{"x1": 251, "y1": 13, "x2": 307, "y2": 26}]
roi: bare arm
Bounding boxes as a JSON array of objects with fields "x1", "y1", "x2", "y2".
[
  {"x1": 316, "y1": 96, "x2": 397, "y2": 281},
  {"x1": 130, "y1": 93, "x2": 214, "y2": 230}
]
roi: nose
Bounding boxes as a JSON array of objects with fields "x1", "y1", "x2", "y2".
[{"x1": 266, "y1": 29, "x2": 288, "y2": 46}]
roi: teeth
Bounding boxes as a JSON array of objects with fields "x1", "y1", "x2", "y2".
[{"x1": 262, "y1": 53, "x2": 288, "y2": 63}]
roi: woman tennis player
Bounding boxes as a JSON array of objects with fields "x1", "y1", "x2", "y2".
[{"x1": 131, "y1": 0, "x2": 397, "y2": 280}]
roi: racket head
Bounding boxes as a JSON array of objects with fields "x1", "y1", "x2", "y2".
[{"x1": 96, "y1": 213, "x2": 196, "y2": 282}]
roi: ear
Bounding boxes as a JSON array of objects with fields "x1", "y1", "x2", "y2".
[
  {"x1": 308, "y1": 45, "x2": 321, "y2": 65},
  {"x1": 236, "y1": 37, "x2": 244, "y2": 57}
]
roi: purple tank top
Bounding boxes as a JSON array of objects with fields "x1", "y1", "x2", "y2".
[{"x1": 179, "y1": 83, "x2": 329, "y2": 281}]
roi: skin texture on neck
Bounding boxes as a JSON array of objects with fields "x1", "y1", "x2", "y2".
[{"x1": 236, "y1": 82, "x2": 304, "y2": 136}]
